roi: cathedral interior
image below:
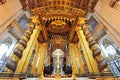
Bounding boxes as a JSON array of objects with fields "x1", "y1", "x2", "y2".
[{"x1": 0, "y1": 0, "x2": 120, "y2": 80}]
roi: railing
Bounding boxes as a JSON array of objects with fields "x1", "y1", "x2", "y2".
[
  {"x1": 0, "y1": 72, "x2": 26, "y2": 79},
  {"x1": 89, "y1": 71, "x2": 114, "y2": 79}
]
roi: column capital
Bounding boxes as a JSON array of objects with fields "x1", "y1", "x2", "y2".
[
  {"x1": 69, "y1": 43, "x2": 74, "y2": 47},
  {"x1": 77, "y1": 17, "x2": 87, "y2": 25},
  {"x1": 75, "y1": 26, "x2": 81, "y2": 31},
  {"x1": 42, "y1": 43, "x2": 47, "y2": 46},
  {"x1": 81, "y1": 24, "x2": 90, "y2": 30},
  {"x1": 35, "y1": 25, "x2": 42, "y2": 31},
  {"x1": 30, "y1": 16, "x2": 39, "y2": 24},
  {"x1": 26, "y1": 23, "x2": 34, "y2": 29}
]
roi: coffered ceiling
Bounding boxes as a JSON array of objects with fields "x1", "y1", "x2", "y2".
[{"x1": 20, "y1": 0, "x2": 98, "y2": 12}]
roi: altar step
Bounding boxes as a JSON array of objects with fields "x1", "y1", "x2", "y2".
[{"x1": 23, "y1": 77, "x2": 94, "y2": 80}]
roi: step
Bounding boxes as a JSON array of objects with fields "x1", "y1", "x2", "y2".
[{"x1": 23, "y1": 77, "x2": 95, "y2": 80}]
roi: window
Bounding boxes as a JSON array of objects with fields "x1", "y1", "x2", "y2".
[
  {"x1": 0, "y1": 33, "x2": 17, "y2": 72},
  {"x1": 0, "y1": 37, "x2": 12, "y2": 60},
  {"x1": 0, "y1": 43, "x2": 9, "y2": 72},
  {"x1": 98, "y1": 34, "x2": 120, "y2": 77},
  {"x1": 88, "y1": 16, "x2": 98, "y2": 32},
  {"x1": 18, "y1": 14, "x2": 29, "y2": 31},
  {"x1": 98, "y1": 34, "x2": 119, "y2": 58},
  {"x1": 0, "y1": 43, "x2": 9, "y2": 60}
]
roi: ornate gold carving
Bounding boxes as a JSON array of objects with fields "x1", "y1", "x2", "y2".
[
  {"x1": 26, "y1": 23, "x2": 34, "y2": 30},
  {"x1": 3, "y1": 67, "x2": 13, "y2": 72},
  {"x1": 21, "y1": 36, "x2": 29, "y2": 42},
  {"x1": 30, "y1": 16, "x2": 39, "y2": 24},
  {"x1": 35, "y1": 25, "x2": 42, "y2": 30},
  {"x1": 25, "y1": 30, "x2": 32, "y2": 35},
  {"x1": 10, "y1": 54, "x2": 20, "y2": 62},
  {"x1": 16, "y1": 43, "x2": 25, "y2": 51},
  {"x1": 78, "y1": 17, "x2": 86, "y2": 24},
  {"x1": 88, "y1": 37, "x2": 94, "y2": 43},
  {"x1": 51, "y1": 20, "x2": 66, "y2": 30},
  {"x1": 32, "y1": 7, "x2": 85, "y2": 20}
]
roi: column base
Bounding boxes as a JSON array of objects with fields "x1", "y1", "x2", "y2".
[
  {"x1": 40, "y1": 74, "x2": 44, "y2": 80},
  {"x1": 71, "y1": 74, "x2": 76, "y2": 79}
]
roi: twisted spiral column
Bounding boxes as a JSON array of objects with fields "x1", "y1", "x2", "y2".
[
  {"x1": 80, "y1": 20, "x2": 107, "y2": 72},
  {"x1": 16, "y1": 16, "x2": 42, "y2": 73},
  {"x1": 4, "y1": 23, "x2": 34, "y2": 72}
]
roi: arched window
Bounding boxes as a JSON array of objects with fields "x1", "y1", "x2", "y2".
[
  {"x1": 0, "y1": 37, "x2": 11, "y2": 59},
  {"x1": 0, "y1": 43, "x2": 9, "y2": 60},
  {"x1": 0, "y1": 40, "x2": 11, "y2": 72}
]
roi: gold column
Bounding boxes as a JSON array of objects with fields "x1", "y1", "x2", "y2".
[
  {"x1": 55, "y1": 68, "x2": 61, "y2": 80},
  {"x1": 74, "y1": 43, "x2": 85, "y2": 75},
  {"x1": 16, "y1": 16, "x2": 42, "y2": 73},
  {"x1": 29, "y1": 42, "x2": 42, "y2": 76},
  {"x1": 69, "y1": 43, "x2": 79, "y2": 79},
  {"x1": 47, "y1": 49, "x2": 51, "y2": 65},
  {"x1": 75, "y1": 18, "x2": 99, "y2": 73},
  {"x1": 65, "y1": 49, "x2": 69, "y2": 65},
  {"x1": 36, "y1": 43, "x2": 47, "y2": 78}
]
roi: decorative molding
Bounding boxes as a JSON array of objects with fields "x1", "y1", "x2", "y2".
[
  {"x1": 109, "y1": 0, "x2": 119, "y2": 7},
  {"x1": 89, "y1": 0, "x2": 99, "y2": 12}
]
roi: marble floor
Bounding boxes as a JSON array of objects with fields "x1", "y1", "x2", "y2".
[{"x1": 23, "y1": 77, "x2": 95, "y2": 80}]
